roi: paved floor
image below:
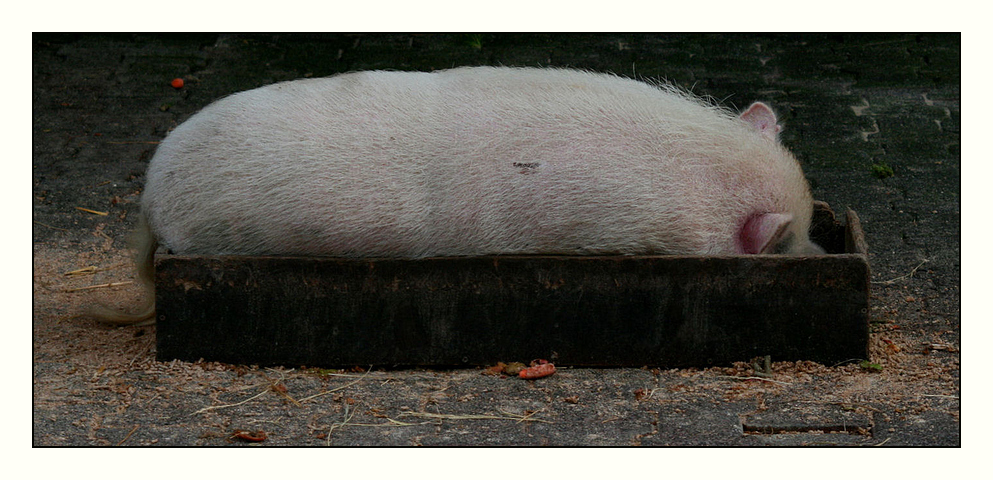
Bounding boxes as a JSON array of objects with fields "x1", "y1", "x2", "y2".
[{"x1": 32, "y1": 33, "x2": 960, "y2": 446}]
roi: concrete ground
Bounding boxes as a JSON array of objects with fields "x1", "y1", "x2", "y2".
[{"x1": 32, "y1": 33, "x2": 960, "y2": 446}]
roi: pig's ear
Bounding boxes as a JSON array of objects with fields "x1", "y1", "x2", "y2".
[
  {"x1": 740, "y1": 102, "x2": 783, "y2": 141},
  {"x1": 739, "y1": 213, "x2": 793, "y2": 254}
]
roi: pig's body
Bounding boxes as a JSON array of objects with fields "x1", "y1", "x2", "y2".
[{"x1": 142, "y1": 66, "x2": 821, "y2": 258}]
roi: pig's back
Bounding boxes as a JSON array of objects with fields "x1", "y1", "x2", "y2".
[{"x1": 142, "y1": 67, "x2": 807, "y2": 257}]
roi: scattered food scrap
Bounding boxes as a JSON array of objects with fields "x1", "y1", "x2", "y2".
[
  {"x1": 519, "y1": 360, "x2": 556, "y2": 380},
  {"x1": 484, "y1": 360, "x2": 557, "y2": 379},
  {"x1": 482, "y1": 362, "x2": 507, "y2": 375},
  {"x1": 503, "y1": 362, "x2": 527, "y2": 376}
]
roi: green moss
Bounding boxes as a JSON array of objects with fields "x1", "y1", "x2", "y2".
[
  {"x1": 871, "y1": 162, "x2": 894, "y2": 179},
  {"x1": 859, "y1": 360, "x2": 883, "y2": 372}
]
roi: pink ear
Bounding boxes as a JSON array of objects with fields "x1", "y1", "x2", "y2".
[
  {"x1": 739, "y1": 213, "x2": 793, "y2": 254},
  {"x1": 740, "y1": 102, "x2": 783, "y2": 141}
]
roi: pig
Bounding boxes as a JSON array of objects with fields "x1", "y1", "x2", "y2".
[{"x1": 92, "y1": 66, "x2": 824, "y2": 324}]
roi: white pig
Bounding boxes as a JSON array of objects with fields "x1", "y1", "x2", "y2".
[
  {"x1": 92, "y1": 66, "x2": 823, "y2": 324},
  {"x1": 143, "y1": 66, "x2": 822, "y2": 258}
]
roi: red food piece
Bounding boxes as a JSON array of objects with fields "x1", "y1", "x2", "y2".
[
  {"x1": 519, "y1": 363, "x2": 556, "y2": 379},
  {"x1": 171, "y1": 78, "x2": 184, "y2": 89}
]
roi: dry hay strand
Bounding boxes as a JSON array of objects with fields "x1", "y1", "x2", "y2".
[
  {"x1": 65, "y1": 281, "x2": 134, "y2": 292},
  {"x1": 298, "y1": 367, "x2": 375, "y2": 404},
  {"x1": 193, "y1": 367, "x2": 377, "y2": 416},
  {"x1": 75, "y1": 207, "x2": 109, "y2": 216},
  {"x1": 398, "y1": 408, "x2": 552, "y2": 424},
  {"x1": 191, "y1": 368, "x2": 296, "y2": 415}
]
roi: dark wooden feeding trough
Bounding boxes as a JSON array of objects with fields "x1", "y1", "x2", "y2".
[{"x1": 154, "y1": 202, "x2": 869, "y2": 368}]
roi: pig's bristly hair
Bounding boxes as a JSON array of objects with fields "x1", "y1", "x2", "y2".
[{"x1": 141, "y1": 66, "x2": 817, "y2": 259}]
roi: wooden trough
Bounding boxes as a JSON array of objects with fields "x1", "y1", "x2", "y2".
[{"x1": 154, "y1": 202, "x2": 869, "y2": 368}]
